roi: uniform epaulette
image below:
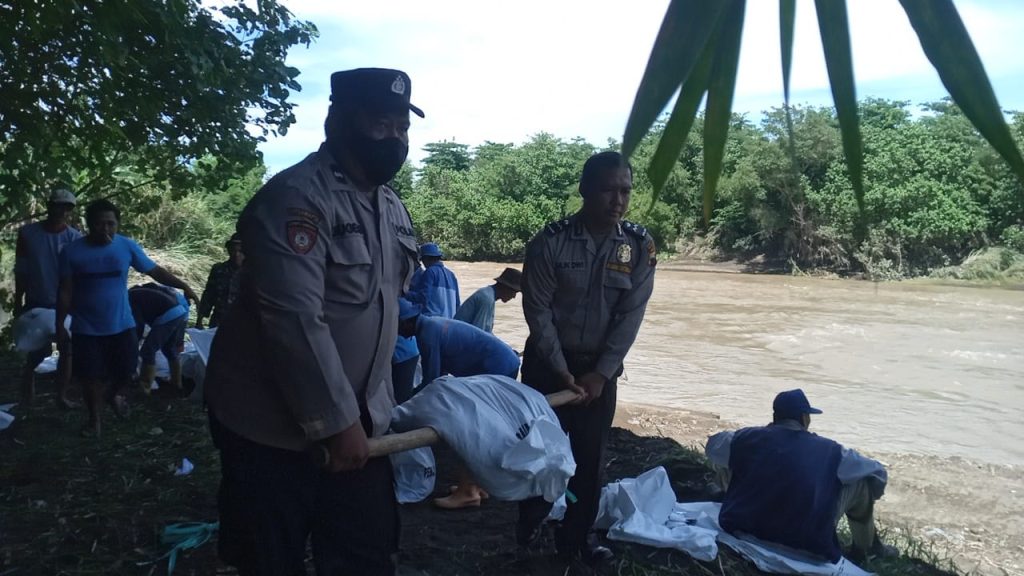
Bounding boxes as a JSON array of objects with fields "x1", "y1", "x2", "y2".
[
  {"x1": 622, "y1": 220, "x2": 648, "y2": 239},
  {"x1": 544, "y1": 218, "x2": 572, "y2": 236}
]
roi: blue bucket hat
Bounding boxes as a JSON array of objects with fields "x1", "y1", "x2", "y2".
[
  {"x1": 772, "y1": 389, "x2": 823, "y2": 420},
  {"x1": 398, "y1": 297, "x2": 421, "y2": 321},
  {"x1": 419, "y1": 243, "x2": 443, "y2": 258}
]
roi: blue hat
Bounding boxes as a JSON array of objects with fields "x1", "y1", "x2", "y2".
[
  {"x1": 419, "y1": 243, "x2": 443, "y2": 258},
  {"x1": 773, "y1": 389, "x2": 823, "y2": 420},
  {"x1": 398, "y1": 297, "x2": 421, "y2": 321}
]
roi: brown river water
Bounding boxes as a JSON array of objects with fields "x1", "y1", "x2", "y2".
[{"x1": 448, "y1": 261, "x2": 1024, "y2": 467}]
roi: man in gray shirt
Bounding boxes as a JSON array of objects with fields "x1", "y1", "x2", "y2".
[
  {"x1": 517, "y1": 151, "x2": 656, "y2": 569},
  {"x1": 204, "y1": 68, "x2": 421, "y2": 576}
]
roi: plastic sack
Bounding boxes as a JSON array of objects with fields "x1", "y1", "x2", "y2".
[
  {"x1": 673, "y1": 502, "x2": 874, "y2": 576},
  {"x1": 181, "y1": 328, "x2": 217, "y2": 401},
  {"x1": 391, "y1": 446, "x2": 436, "y2": 503},
  {"x1": 595, "y1": 467, "x2": 719, "y2": 562},
  {"x1": 13, "y1": 308, "x2": 69, "y2": 353},
  {"x1": 391, "y1": 374, "x2": 574, "y2": 502}
]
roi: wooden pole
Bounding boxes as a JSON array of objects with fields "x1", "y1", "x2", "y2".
[{"x1": 312, "y1": 389, "x2": 581, "y2": 466}]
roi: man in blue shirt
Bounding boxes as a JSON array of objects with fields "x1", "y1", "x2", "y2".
[
  {"x1": 407, "y1": 242, "x2": 459, "y2": 318},
  {"x1": 705, "y1": 389, "x2": 898, "y2": 567},
  {"x1": 129, "y1": 283, "x2": 190, "y2": 395},
  {"x1": 453, "y1": 267, "x2": 521, "y2": 333},
  {"x1": 13, "y1": 186, "x2": 82, "y2": 407},
  {"x1": 398, "y1": 298, "x2": 520, "y2": 509},
  {"x1": 57, "y1": 199, "x2": 197, "y2": 437},
  {"x1": 397, "y1": 298, "x2": 519, "y2": 385}
]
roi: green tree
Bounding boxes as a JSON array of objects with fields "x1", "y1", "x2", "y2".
[
  {"x1": 422, "y1": 141, "x2": 472, "y2": 172},
  {"x1": 0, "y1": 0, "x2": 317, "y2": 221}
]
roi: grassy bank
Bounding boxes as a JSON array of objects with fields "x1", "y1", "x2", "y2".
[{"x1": 0, "y1": 352, "x2": 962, "y2": 576}]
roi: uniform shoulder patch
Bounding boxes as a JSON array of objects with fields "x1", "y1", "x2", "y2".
[
  {"x1": 286, "y1": 220, "x2": 318, "y2": 255},
  {"x1": 544, "y1": 218, "x2": 572, "y2": 236},
  {"x1": 622, "y1": 220, "x2": 648, "y2": 239}
]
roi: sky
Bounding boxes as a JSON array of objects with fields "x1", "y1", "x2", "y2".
[{"x1": 258, "y1": 0, "x2": 1024, "y2": 173}]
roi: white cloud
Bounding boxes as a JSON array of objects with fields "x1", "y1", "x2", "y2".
[{"x1": 261, "y1": 0, "x2": 1024, "y2": 174}]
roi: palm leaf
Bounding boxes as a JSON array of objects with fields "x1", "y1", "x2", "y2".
[
  {"x1": 621, "y1": 0, "x2": 728, "y2": 158},
  {"x1": 703, "y1": 0, "x2": 747, "y2": 225},
  {"x1": 814, "y1": 0, "x2": 865, "y2": 243},
  {"x1": 899, "y1": 0, "x2": 1024, "y2": 181},
  {"x1": 780, "y1": 0, "x2": 796, "y2": 103},
  {"x1": 647, "y1": 38, "x2": 718, "y2": 197}
]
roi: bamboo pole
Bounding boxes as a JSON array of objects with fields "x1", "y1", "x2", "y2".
[{"x1": 368, "y1": 389, "x2": 581, "y2": 457}]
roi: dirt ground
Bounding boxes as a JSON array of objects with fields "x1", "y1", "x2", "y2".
[
  {"x1": 613, "y1": 403, "x2": 1024, "y2": 576},
  {"x1": 0, "y1": 362, "x2": 968, "y2": 576}
]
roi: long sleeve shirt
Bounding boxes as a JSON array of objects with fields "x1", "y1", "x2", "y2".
[
  {"x1": 408, "y1": 261, "x2": 460, "y2": 318},
  {"x1": 521, "y1": 213, "x2": 656, "y2": 380},
  {"x1": 453, "y1": 285, "x2": 495, "y2": 332},
  {"x1": 414, "y1": 316, "x2": 520, "y2": 384},
  {"x1": 204, "y1": 144, "x2": 418, "y2": 451}
]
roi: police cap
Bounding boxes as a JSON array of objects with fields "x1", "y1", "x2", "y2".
[{"x1": 330, "y1": 68, "x2": 425, "y2": 118}]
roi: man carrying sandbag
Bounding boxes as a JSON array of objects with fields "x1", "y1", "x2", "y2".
[
  {"x1": 517, "y1": 151, "x2": 657, "y2": 568},
  {"x1": 13, "y1": 186, "x2": 82, "y2": 407}
]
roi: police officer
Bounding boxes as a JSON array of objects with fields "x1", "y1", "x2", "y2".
[
  {"x1": 204, "y1": 68, "x2": 422, "y2": 576},
  {"x1": 517, "y1": 151, "x2": 656, "y2": 568}
]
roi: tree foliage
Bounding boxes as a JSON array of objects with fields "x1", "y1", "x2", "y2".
[
  {"x1": 0, "y1": 0, "x2": 316, "y2": 222},
  {"x1": 404, "y1": 100, "x2": 1023, "y2": 278}
]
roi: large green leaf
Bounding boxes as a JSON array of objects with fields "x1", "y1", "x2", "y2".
[
  {"x1": 621, "y1": 0, "x2": 728, "y2": 158},
  {"x1": 780, "y1": 0, "x2": 799, "y2": 170},
  {"x1": 899, "y1": 0, "x2": 1024, "y2": 181},
  {"x1": 780, "y1": 0, "x2": 796, "y2": 104},
  {"x1": 702, "y1": 0, "x2": 747, "y2": 225},
  {"x1": 814, "y1": 0, "x2": 865, "y2": 242},
  {"x1": 647, "y1": 38, "x2": 718, "y2": 197}
]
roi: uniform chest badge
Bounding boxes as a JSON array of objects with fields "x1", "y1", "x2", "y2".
[
  {"x1": 391, "y1": 75, "x2": 406, "y2": 95},
  {"x1": 616, "y1": 243, "x2": 632, "y2": 263},
  {"x1": 286, "y1": 220, "x2": 318, "y2": 255}
]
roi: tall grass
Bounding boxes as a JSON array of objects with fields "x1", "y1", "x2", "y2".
[{"x1": 929, "y1": 247, "x2": 1024, "y2": 282}]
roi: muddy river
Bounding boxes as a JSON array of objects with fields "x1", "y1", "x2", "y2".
[{"x1": 448, "y1": 261, "x2": 1024, "y2": 467}]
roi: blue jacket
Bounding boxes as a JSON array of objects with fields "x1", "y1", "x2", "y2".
[
  {"x1": 719, "y1": 424, "x2": 845, "y2": 562},
  {"x1": 393, "y1": 267, "x2": 424, "y2": 363},
  {"x1": 409, "y1": 261, "x2": 459, "y2": 318},
  {"x1": 415, "y1": 316, "x2": 519, "y2": 384}
]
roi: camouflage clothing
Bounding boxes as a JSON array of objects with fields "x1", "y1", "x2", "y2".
[{"x1": 197, "y1": 260, "x2": 239, "y2": 327}]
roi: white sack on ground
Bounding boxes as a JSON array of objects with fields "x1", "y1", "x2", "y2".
[
  {"x1": 595, "y1": 467, "x2": 718, "y2": 562},
  {"x1": 391, "y1": 446, "x2": 436, "y2": 503},
  {"x1": 14, "y1": 308, "x2": 70, "y2": 353},
  {"x1": 391, "y1": 374, "x2": 574, "y2": 502},
  {"x1": 181, "y1": 328, "x2": 217, "y2": 401},
  {"x1": 600, "y1": 468, "x2": 874, "y2": 575}
]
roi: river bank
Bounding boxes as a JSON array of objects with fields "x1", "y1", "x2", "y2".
[{"x1": 614, "y1": 401, "x2": 1023, "y2": 576}]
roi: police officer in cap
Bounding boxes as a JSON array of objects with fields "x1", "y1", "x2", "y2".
[
  {"x1": 204, "y1": 68, "x2": 422, "y2": 576},
  {"x1": 517, "y1": 151, "x2": 656, "y2": 568}
]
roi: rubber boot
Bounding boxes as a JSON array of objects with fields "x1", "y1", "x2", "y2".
[{"x1": 139, "y1": 364, "x2": 157, "y2": 395}]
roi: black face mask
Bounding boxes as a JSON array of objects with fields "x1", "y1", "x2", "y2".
[{"x1": 340, "y1": 131, "x2": 408, "y2": 186}]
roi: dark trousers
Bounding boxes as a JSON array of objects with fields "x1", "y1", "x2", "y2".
[
  {"x1": 210, "y1": 415, "x2": 399, "y2": 576},
  {"x1": 391, "y1": 355, "x2": 419, "y2": 405},
  {"x1": 518, "y1": 340, "x2": 618, "y2": 554}
]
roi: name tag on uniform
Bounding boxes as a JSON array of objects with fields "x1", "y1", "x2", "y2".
[{"x1": 556, "y1": 261, "x2": 585, "y2": 270}]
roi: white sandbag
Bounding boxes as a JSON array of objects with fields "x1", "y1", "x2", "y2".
[
  {"x1": 596, "y1": 467, "x2": 719, "y2": 562},
  {"x1": 34, "y1": 354, "x2": 59, "y2": 374},
  {"x1": 13, "y1": 308, "x2": 69, "y2": 353},
  {"x1": 0, "y1": 403, "x2": 15, "y2": 431},
  {"x1": 183, "y1": 328, "x2": 217, "y2": 401},
  {"x1": 391, "y1": 374, "x2": 574, "y2": 502},
  {"x1": 391, "y1": 446, "x2": 436, "y2": 503}
]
